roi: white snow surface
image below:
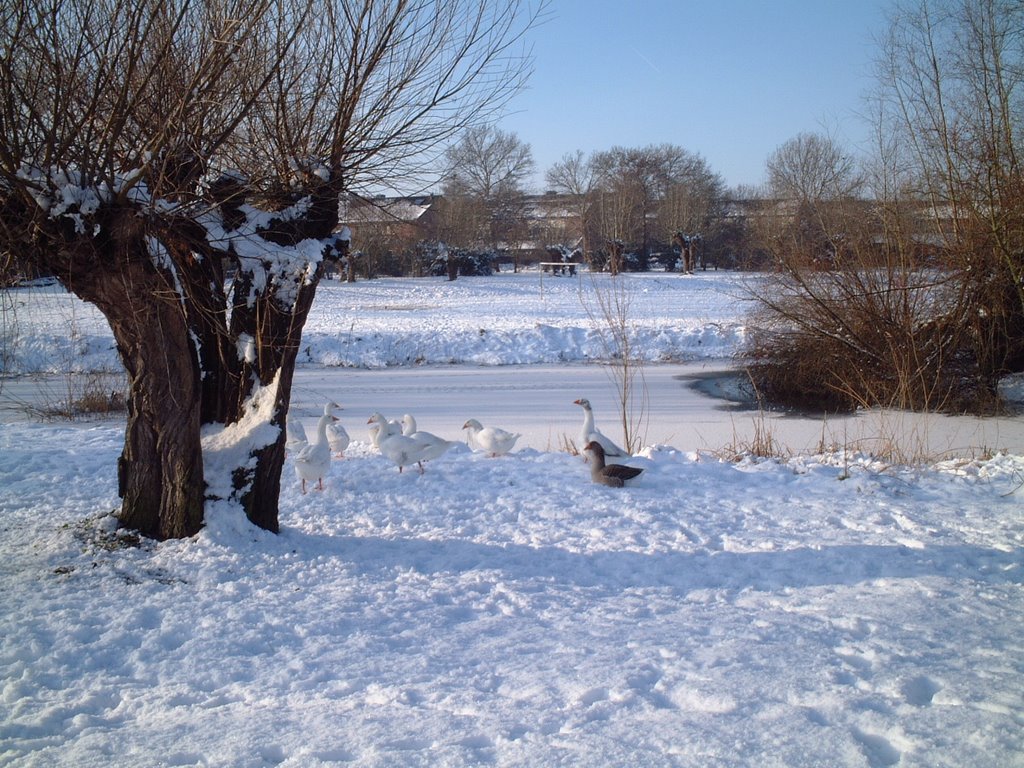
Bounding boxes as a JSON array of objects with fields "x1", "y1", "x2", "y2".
[
  {"x1": 2, "y1": 270, "x2": 1023, "y2": 767},
  {"x1": 0, "y1": 271, "x2": 748, "y2": 374}
]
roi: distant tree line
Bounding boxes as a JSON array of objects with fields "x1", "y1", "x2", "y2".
[{"x1": 341, "y1": 137, "x2": 755, "y2": 279}]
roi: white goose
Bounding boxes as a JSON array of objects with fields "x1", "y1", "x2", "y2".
[
  {"x1": 368, "y1": 414, "x2": 433, "y2": 473},
  {"x1": 294, "y1": 405, "x2": 338, "y2": 493},
  {"x1": 367, "y1": 412, "x2": 402, "y2": 450},
  {"x1": 574, "y1": 397, "x2": 627, "y2": 460},
  {"x1": 325, "y1": 402, "x2": 350, "y2": 458},
  {"x1": 285, "y1": 417, "x2": 308, "y2": 454},
  {"x1": 462, "y1": 418, "x2": 520, "y2": 457},
  {"x1": 400, "y1": 414, "x2": 457, "y2": 463}
]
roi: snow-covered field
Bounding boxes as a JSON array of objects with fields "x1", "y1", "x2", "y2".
[
  {"x1": 1, "y1": 271, "x2": 748, "y2": 374},
  {"x1": 2, "y1": 271, "x2": 1023, "y2": 767}
]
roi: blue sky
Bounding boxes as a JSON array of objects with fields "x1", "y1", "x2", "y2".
[{"x1": 499, "y1": 0, "x2": 893, "y2": 192}]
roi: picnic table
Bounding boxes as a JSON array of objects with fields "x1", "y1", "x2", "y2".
[{"x1": 539, "y1": 262, "x2": 578, "y2": 276}]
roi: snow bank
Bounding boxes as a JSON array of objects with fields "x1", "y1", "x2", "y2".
[{"x1": 1, "y1": 271, "x2": 752, "y2": 373}]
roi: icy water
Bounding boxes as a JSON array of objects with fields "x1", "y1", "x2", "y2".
[
  {"x1": 287, "y1": 363, "x2": 1024, "y2": 460},
  {"x1": 4, "y1": 362, "x2": 1023, "y2": 459}
]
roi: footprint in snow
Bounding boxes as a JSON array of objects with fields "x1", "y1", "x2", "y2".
[
  {"x1": 804, "y1": 707, "x2": 829, "y2": 727},
  {"x1": 901, "y1": 675, "x2": 942, "y2": 707},
  {"x1": 626, "y1": 664, "x2": 675, "y2": 710},
  {"x1": 851, "y1": 727, "x2": 901, "y2": 768},
  {"x1": 835, "y1": 646, "x2": 876, "y2": 682}
]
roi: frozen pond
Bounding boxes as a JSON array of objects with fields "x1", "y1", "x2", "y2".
[
  {"x1": 4, "y1": 270, "x2": 1023, "y2": 460},
  {"x1": 5, "y1": 362, "x2": 1023, "y2": 460},
  {"x1": 290, "y1": 362, "x2": 1024, "y2": 460}
]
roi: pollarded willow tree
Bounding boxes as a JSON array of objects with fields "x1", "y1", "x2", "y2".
[{"x1": 0, "y1": 0, "x2": 541, "y2": 539}]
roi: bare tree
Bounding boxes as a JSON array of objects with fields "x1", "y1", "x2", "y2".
[
  {"x1": 759, "y1": 132, "x2": 866, "y2": 269},
  {"x1": 440, "y1": 125, "x2": 534, "y2": 267},
  {"x1": 443, "y1": 125, "x2": 534, "y2": 200},
  {"x1": 587, "y1": 145, "x2": 725, "y2": 269},
  {"x1": 658, "y1": 153, "x2": 727, "y2": 270},
  {"x1": 0, "y1": 0, "x2": 541, "y2": 539},
  {"x1": 590, "y1": 147, "x2": 663, "y2": 266},
  {"x1": 766, "y1": 132, "x2": 863, "y2": 202},
  {"x1": 545, "y1": 150, "x2": 596, "y2": 260}
]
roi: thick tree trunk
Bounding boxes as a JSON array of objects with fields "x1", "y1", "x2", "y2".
[
  {"x1": 26, "y1": 182, "x2": 344, "y2": 539},
  {"x1": 68, "y1": 237, "x2": 206, "y2": 540},
  {"x1": 117, "y1": 383, "x2": 204, "y2": 539}
]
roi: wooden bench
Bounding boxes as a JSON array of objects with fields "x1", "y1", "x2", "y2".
[{"x1": 539, "y1": 262, "x2": 578, "y2": 276}]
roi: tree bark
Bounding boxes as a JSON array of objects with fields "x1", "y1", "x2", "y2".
[
  {"x1": 222, "y1": 181, "x2": 343, "y2": 531},
  {"x1": 62, "y1": 226, "x2": 206, "y2": 540}
]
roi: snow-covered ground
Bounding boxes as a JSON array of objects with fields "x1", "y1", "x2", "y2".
[
  {"x1": 2, "y1": 271, "x2": 1023, "y2": 767},
  {"x1": 1, "y1": 271, "x2": 749, "y2": 374}
]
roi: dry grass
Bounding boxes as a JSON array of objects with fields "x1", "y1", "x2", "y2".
[
  {"x1": 26, "y1": 372, "x2": 127, "y2": 421},
  {"x1": 715, "y1": 409, "x2": 788, "y2": 462}
]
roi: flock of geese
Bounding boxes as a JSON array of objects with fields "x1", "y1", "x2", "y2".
[{"x1": 288, "y1": 397, "x2": 644, "y2": 494}]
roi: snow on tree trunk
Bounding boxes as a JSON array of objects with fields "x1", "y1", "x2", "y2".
[
  {"x1": 222, "y1": 256, "x2": 327, "y2": 533},
  {"x1": 201, "y1": 175, "x2": 344, "y2": 533},
  {"x1": 12, "y1": 171, "x2": 346, "y2": 539}
]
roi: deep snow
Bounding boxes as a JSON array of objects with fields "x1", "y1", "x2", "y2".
[{"x1": 1, "y1": 270, "x2": 1022, "y2": 767}]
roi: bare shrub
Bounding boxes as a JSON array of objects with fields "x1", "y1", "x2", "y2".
[
  {"x1": 746, "y1": 254, "x2": 996, "y2": 415},
  {"x1": 579, "y1": 273, "x2": 648, "y2": 453},
  {"x1": 744, "y1": 180, "x2": 999, "y2": 414},
  {"x1": 747, "y1": 0, "x2": 1024, "y2": 417}
]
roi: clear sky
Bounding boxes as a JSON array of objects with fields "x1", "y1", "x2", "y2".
[{"x1": 498, "y1": 0, "x2": 894, "y2": 193}]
